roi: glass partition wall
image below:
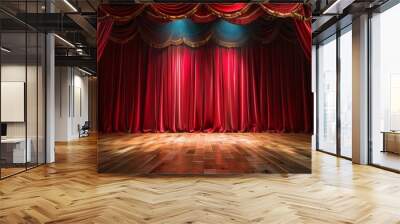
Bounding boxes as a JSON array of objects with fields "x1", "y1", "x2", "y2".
[
  {"x1": 370, "y1": 3, "x2": 400, "y2": 171},
  {"x1": 317, "y1": 35, "x2": 337, "y2": 154},
  {"x1": 0, "y1": 1, "x2": 46, "y2": 179},
  {"x1": 339, "y1": 27, "x2": 352, "y2": 159},
  {"x1": 316, "y1": 26, "x2": 353, "y2": 159}
]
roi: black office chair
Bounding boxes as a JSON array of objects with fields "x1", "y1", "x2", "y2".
[{"x1": 78, "y1": 121, "x2": 90, "y2": 138}]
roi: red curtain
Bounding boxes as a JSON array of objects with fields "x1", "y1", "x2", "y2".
[
  {"x1": 97, "y1": 16, "x2": 113, "y2": 62},
  {"x1": 97, "y1": 3, "x2": 312, "y2": 61},
  {"x1": 98, "y1": 37, "x2": 312, "y2": 133},
  {"x1": 294, "y1": 19, "x2": 312, "y2": 61},
  {"x1": 98, "y1": 3, "x2": 312, "y2": 133},
  {"x1": 99, "y1": 3, "x2": 309, "y2": 23}
]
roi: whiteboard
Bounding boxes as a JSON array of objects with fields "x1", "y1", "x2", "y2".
[{"x1": 1, "y1": 82, "x2": 25, "y2": 122}]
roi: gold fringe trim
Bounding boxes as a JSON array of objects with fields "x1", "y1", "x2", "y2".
[
  {"x1": 206, "y1": 4, "x2": 252, "y2": 19},
  {"x1": 149, "y1": 4, "x2": 201, "y2": 20},
  {"x1": 99, "y1": 3, "x2": 310, "y2": 22},
  {"x1": 108, "y1": 27, "x2": 287, "y2": 48},
  {"x1": 98, "y1": 5, "x2": 147, "y2": 22},
  {"x1": 239, "y1": 7, "x2": 262, "y2": 21},
  {"x1": 260, "y1": 4, "x2": 311, "y2": 21}
]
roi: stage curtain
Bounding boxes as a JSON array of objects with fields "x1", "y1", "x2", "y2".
[
  {"x1": 150, "y1": 4, "x2": 199, "y2": 18},
  {"x1": 103, "y1": 16, "x2": 303, "y2": 49},
  {"x1": 98, "y1": 4, "x2": 146, "y2": 21},
  {"x1": 98, "y1": 4, "x2": 312, "y2": 59},
  {"x1": 97, "y1": 16, "x2": 113, "y2": 62},
  {"x1": 294, "y1": 19, "x2": 312, "y2": 61},
  {"x1": 99, "y1": 3, "x2": 311, "y2": 23},
  {"x1": 135, "y1": 17, "x2": 300, "y2": 48},
  {"x1": 98, "y1": 37, "x2": 312, "y2": 133}
]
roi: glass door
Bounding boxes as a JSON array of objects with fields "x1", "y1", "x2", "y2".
[
  {"x1": 370, "y1": 3, "x2": 400, "y2": 171},
  {"x1": 339, "y1": 27, "x2": 352, "y2": 158},
  {"x1": 317, "y1": 35, "x2": 337, "y2": 154}
]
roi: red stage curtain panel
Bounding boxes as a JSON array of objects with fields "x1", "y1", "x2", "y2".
[
  {"x1": 98, "y1": 3, "x2": 312, "y2": 133},
  {"x1": 97, "y1": 16, "x2": 113, "y2": 62},
  {"x1": 98, "y1": 37, "x2": 312, "y2": 133},
  {"x1": 294, "y1": 18, "x2": 312, "y2": 60}
]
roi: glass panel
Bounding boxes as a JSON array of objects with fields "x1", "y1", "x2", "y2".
[
  {"x1": 318, "y1": 36, "x2": 337, "y2": 154},
  {"x1": 38, "y1": 32, "x2": 45, "y2": 165},
  {"x1": 371, "y1": 3, "x2": 400, "y2": 171},
  {"x1": 340, "y1": 28, "x2": 352, "y2": 158},
  {"x1": 0, "y1": 1, "x2": 46, "y2": 179},
  {"x1": 27, "y1": 31, "x2": 38, "y2": 169},
  {"x1": 1, "y1": 31, "x2": 27, "y2": 177}
]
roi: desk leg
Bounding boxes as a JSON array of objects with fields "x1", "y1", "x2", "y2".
[{"x1": 382, "y1": 133, "x2": 386, "y2": 153}]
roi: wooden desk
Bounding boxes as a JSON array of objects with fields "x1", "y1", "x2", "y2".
[
  {"x1": 382, "y1": 131, "x2": 400, "y2": 154},
  {"x1": 1, "y1": 138, "x2": 31, "y2": 164}
]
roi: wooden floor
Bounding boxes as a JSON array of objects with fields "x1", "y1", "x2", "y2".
[
  {"x1": 0, "y1": 167, "x2": 26, "y2": 178},
  {"x1": 98, "y1": 133, "x2": 311, "y2": 174},
  {"x1": 1, "y1": 163, "x2": 44, "y2": 178},
  {"x1": 1, "y1": 136, "x2": 400, "y2": 223}
]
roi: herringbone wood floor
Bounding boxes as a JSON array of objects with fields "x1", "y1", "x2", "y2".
[{"x1": 1, "y1": 135, "x2": 400, "y2": 223}]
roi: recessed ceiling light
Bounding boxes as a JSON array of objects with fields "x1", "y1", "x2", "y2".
[
  {"x1": 78, "y1": 67, "x2": 93, "y2": 76},
  {"x1": 322, "y1": 0, "x2": 354, "y2": 15},
  {"x1": 1, "y1": 47, "x2": 11, "y2": 53},
  {"x1": 63, "y1": 0, "x2": 78, "y2": 12},
  {"x1": 54, "y1": 34, "x2": 75, "y2": 48}
]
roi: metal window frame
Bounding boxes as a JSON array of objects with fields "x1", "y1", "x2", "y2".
[{"x1": 315, "y1": 24, "x2": 353, "y2": 161}]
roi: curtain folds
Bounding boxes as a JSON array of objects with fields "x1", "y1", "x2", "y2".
[
  {"x1": 98, "y1": 3, "x2": 310, "y2": 22},
  {"x1": 113, "y1": 17, "x2": 297, "y2": 49},
  {"x1": 293, "y1": 19, "x2": 312, "y2": 61},
  {"x1": 97, "y1": 16, "x2": 113, "y2": 62},
  {"x1": 98, "y1": 3, "x2": 312, "y2": 133},
  {"x1": 98, "y1": 37, "x2": 312, "y2": 133},
  {"x1": 97, "y1": 3, "x2": 311, "y2": 61}
]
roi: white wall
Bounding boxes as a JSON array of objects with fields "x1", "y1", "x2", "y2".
[
  {"x1": 55, "y1": 67, "x2": 70, "y2": 141},
  {"x1": 1, "y1": 63, "x2": 46, "y2": 164},
  {"x1": 55, "y1": 67, "x2": 89, "y2": 141},
  {"x1": 1, "y1": 65, "x2": 40, "y2": 137}
]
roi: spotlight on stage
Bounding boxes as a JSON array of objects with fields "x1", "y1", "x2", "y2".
[
  {"x1": 215, "y1": 20, "x2": 247, "y2": 45},
  {"x1": 164, "y1": 19, "x2": 193, "y2": 38}
]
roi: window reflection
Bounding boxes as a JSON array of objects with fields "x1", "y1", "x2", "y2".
[
  {"x1": 318, "y1": 36, "x2": 337, "y2": 154},
  {"x1": 371, "y1": 3, "x2": 400, "y2": 171}
]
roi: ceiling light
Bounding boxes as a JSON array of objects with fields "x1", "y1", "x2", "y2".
[
  {"x1": 323, "y1": 0, "x2": 343, "y2": 14},
  {"x1": 1, "y1": 47, "x2": 11, "y2": 53},
  {"x1": 322, "y1": 0, "x2": 355, "y2": 15},
  {"x1": 54, "y1": 34, "x2": 75, "y2": 48},
  {"x1": 63, "y1": 0, "x2": 78, "y2": 12},
  {"x1": 78, "y1": 67, "x2": 93, "y2": 76}
]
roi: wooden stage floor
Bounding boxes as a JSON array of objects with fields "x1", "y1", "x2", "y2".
[
  {"x1": 1, "y1": 135, "x2": 400, "y2": 223},
  {"x1": 98, "y1": 133, "x2": 311, "y2": 174}
]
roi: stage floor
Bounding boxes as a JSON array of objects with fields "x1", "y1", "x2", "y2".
[{"x1": 98, "y1": 133, "x2": 311, "y2": 174}]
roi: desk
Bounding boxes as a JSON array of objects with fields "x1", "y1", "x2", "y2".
[
  {"x1": 382, "y1": 131, "x2": 400, "y2": 154},
  {"x1": 1, "y1": 138, "x2": 31, "y2": 164}
]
